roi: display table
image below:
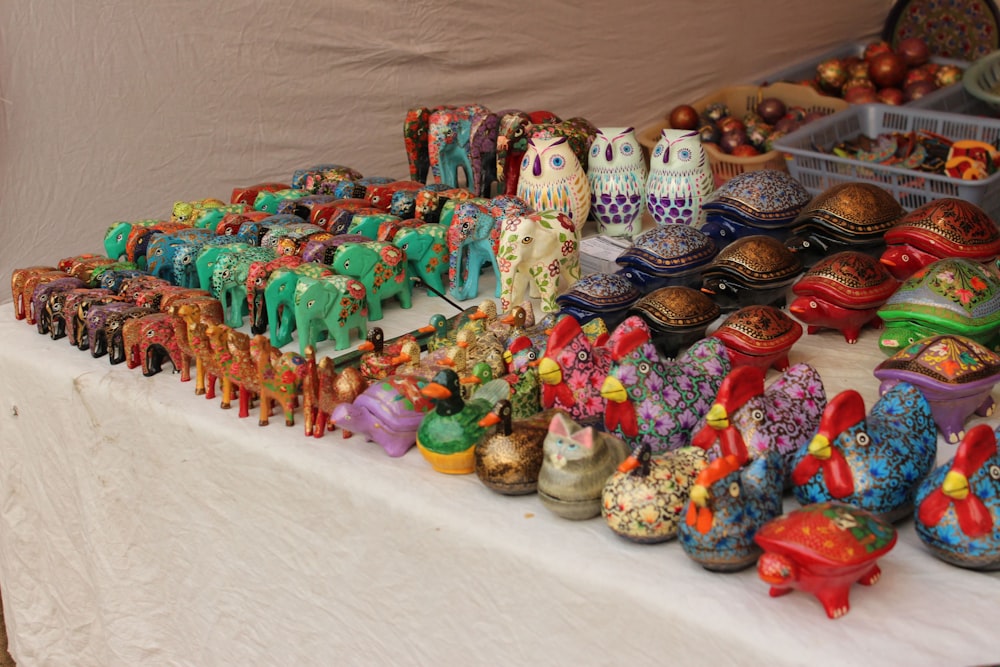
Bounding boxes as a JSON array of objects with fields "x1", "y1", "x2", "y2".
[{"x1": 0, "y1": 298, "x2": 998, "y2": 666}]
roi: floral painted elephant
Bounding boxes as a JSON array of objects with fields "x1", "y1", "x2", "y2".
[
  {"x1": 263, "y1": 262, "x2": 334, "y2": 347},
  {"x1": 404, "y1": 106, "x2": 452, "y2": 183},
  {"x1": 290, "y1": 164, "x2": 363, "y2": 193},
  {"x1": 250, "y1": 334, "x2": 311, "y2": 427},
  {"x1": 496, "y1": 113, "x2": 598, "y2": 197},
  {"x1": 392, "y1": 224, "x2": 449, "y2": 296},
  {"x1": 447, "y1": 201, "x2": 501, "y2": 301},
  {"x1": 330, "y1": 241, "x2": 412, "y2": 321},
  {"x1": 292, "y1": 274, "x2": 369, "y2": 354},
  {"x1": 428, "y1": 105, "x2": 490, "y2": 189},
  {"x1": 122, "y1": 311, "x2": 191, "y2": 380},
  {"x1": 195, "y1": 242, "x2": 252, "y2": 292},
  {"x1": 245, "y1": 255, "x2": 303, "y2": 335},
  {"x1": 210, "y1": 248, "x2": 278, "y2": 328},
  {"x1": 497, "y1": 210, "x2": 582, "y2": 313},
  {"x1": 125, "y1": 221, "x2": 190, "y2": 269},
  {"x1": 231, "y1": 182, "x2": 290, "y2": 207},
  {"x1": 146, "y1": 230, "x2": 213, "y2": 285}
]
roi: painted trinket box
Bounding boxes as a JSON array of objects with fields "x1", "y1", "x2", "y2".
[
  {"x1": 700, "y1": 235, "x2": 803, "y2": 312},
  {"x1": 628, "y1": 285, "x2": 720, "y2": 358},
  {"x1": 708, "y1": 305, "x2": 802, "y2": 372},
  {"x1": 614, "y1": 224, "x2": 718, "y2": 292},
  {"x1": 698, "y1": 169, "x2": 812, "y2": 248},
  {"x1": 555, "y1": 272, "x2": 641, "y2": 329}
]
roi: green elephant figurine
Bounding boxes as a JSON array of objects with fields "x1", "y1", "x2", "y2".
[
  {"x1": 104, "y1": 219, "x2": 161, "y2": 262},
  {"x1": 263, "y1": 262, "x2": 334, "y2": 347},
  {"x1": 331, "y1": 241, "x2": 412, "y2": 321},
  {"x1": 293, "y1": 274, "x2": 368, "y2": 354},
  {"x1": 210, "y1": 249, "x2": 277, "y2": 328},
  {"x1": 392, "y1": 224, "x2": 449, "y2": 297},
  {"x1": 195, "y1": 242, "x2": 253, "y2": 292},
  {"x1": 253, "y1": 188, "x2": 310, "y2": 215}
]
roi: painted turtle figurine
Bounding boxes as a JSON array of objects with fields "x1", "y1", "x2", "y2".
[
  {"x1": 874, "y1": 334, "x2": 1000, "y2": 444},
  {"x1": 915, "y1": 423, "x2": 1000, "y2": 571},
  {"x1": 877, "y1": 257, "x2": 1000, "y2": 355},
  {"x1": 785, "y1": 182, "x2": 904, "y2": 267},
  {"x1": 628, "y1": 286, "x2": 720, "y2": 358},
  {"x1": 555, "y1": 272, "x2": 642, "y2": 329},
  {"x1": 700, "y1": 235, "x2": 803, "y2": 312},
  {"x1": 614, "y1": 224, "x2": 718, "y2": 292},
  {"x1": 789, "y1": 250, "x2": 900, "y2": 344},
  {"x1": 880, "y1": 197, "x2": 1000, "y2": 282},
  {"x1": 708, "y1": 304, "x2": 802, "y2": 372},
  {"x1": 329, "y1": 374, "x2": 433, "y2": 458},
  {"x1": 698, "y1": 169, "x2": 812, "y2": 248},
  {"x1": 755, "y1": 502, "x2": 898, "y2": 619}
]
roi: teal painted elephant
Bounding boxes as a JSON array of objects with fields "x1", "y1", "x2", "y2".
[
  {"x1": 330, "y1": 241, "x2": 412, "y2": 321},
  {"x1": 428, "y1": 105, "x2": 490, "y2": 189},
  {"x1": 392, "y1": 224, "x2": 449, "y2": 296},
  {"x1": 210, "y1": 248, "x2": 277, "y2": 328},
  {"x1": 292, "y1": 274, "x2": 368, "y2": 354},
  {"x1": 104, "y1": 219, "x2": 160, "y2": 261},
  {"x1": 171, "y1": 236, "x2": 233, "y2": 289},
  {"x1": 195, "y1": 242, "x2": 253, "y2": 292},
  {"x1": 263, "y1": 262, "x2": 334, "y2": 347},
  {"x1": 497, "y1": 210, "x2": 582, "y2": 313},
  {"x1": 347, "y1": 212, "x2": 401, "y2": 240},
  {"x1": 253, "y1": 188, "x2": 310, "y2": 214},
  {"x1": 447, "y1": 201, "x2": 501, "y2": 301},
  {"x1": 146, "y1": 229, "x2": 215, "y2": 285}
]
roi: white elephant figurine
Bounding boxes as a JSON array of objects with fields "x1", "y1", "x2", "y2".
[{"x1": 497, "y1": 210, "x2": 582, "y2": 313}]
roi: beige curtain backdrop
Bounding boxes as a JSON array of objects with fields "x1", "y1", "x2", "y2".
[{"x1": 0, "y1": 0, "x2": 886, "y2": 298}]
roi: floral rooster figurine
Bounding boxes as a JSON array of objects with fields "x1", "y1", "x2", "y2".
[
  {"x1": 536, "y1": 314, "x2": 614, "y2": 428},
  {"x1": 600, "y1": 316, "x2": 730, "y2": 461}
]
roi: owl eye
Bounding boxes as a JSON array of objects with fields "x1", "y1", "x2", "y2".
[
  {"x1": 989, "y1": 465, "x2": 1000, "y2": 480},
  {"x1": 751, "y1": 408, "x2": 765, "y2": 422},
  {"x1": 521, "y1": 156, "x2": 530, "y2": 170},
  {"x1": 678, "y1": 148, "x2": 692, "y2": 161},
  {"x1": 855, "y1": 431, "x2": 871, "y2": 447},
  {"x1": 621, "y1": 143, "x2": 634, "y2": 155},
  {"x1": 591, "y1": 144, "x2": 601, "y2": 157},
  {"x1": 729, "y1": 482, "x2": 740, "y2": 498},
  {"x1": 653, "y1": 145, "x2": 664, "y2": 157},
  {"x1": 549, "y1": 155, "x2": 566, "y2": 169}
]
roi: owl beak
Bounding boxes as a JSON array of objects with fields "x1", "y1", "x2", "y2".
[
  {"x1": 662, "y1": 145, "x2": 670, "y2": 164},
  {"x1": 533, "y1": 154, "x2": 542, "y2": 177},
  {"x1": 606, "y1": 144, "x2": 613, "y2": 162}
]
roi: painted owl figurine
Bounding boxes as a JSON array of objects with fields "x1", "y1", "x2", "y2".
[
  {"x1": 645, "y1": 128, "x2": 715, "y2": 227},
  {"x1": 517, "y1": 136, "x2": 591, "y2": 231},
  {"x1": 587, "y1": 127, "x2": 647, "y2": 238}
]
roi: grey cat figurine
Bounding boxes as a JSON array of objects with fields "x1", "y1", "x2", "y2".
[{"x1": 537, "y1": 412, "x2": 629, "y2": 520}]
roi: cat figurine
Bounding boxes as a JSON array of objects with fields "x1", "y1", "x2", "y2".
[{"x1": 537, "y1": 412, "x2": 629, "y2": 520}]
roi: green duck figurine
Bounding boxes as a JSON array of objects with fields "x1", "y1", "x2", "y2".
[
  {"x1": 418, "y1": 313, "x2": 454, "y2": 352},
  {"x1": 460, "y1": 360, "x2": 499, "y2": 401},
  {"x1": 417, "y1": 368, "x2": 512, "y2": 474}
]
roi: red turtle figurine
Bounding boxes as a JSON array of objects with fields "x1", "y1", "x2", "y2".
[
  {"x1": 789, "y1": 250, "x2": 899, "y2": 344},
  {"x1": 754, "y1": 502, "x2": 898, "y2": 619},
  {"x1": 709, "y1": 304, "x2": 803, "y2": 372},
  {"x1": 880, "y1": 198, "x2": 1000, "y2": 282}
]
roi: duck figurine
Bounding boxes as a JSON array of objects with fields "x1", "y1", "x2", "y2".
[
  {"x1": 357, "y1": 327, "x2": 417, "y2": 381},
  {"x1": 475, "y1": 399, "x2": 558, "y2": 495},
  {"x1": 915, "y1": 423, "x2": 1000, "y2": 570},
  {"x1": 417, "y1": 313, "x2": 455, "y2": 352},
  {"x1": 456, "y1": 327, "x2": 508, "y2": 379},
  {"x1": 392, "y1": 338, "x2": 457, "y2": 381},
  {"x1": 504, "y1": 335, "x2": 542, "y2": 419},
  {"x1": 459, "y1": 361, "x2": 502, "y2": 401},
  {"x1": 416, "y1": 368, "x2": 512, "y2": 474}
]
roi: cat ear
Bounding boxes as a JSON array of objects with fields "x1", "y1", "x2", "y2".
[
  {"x1": 548, "y1": 413, "x2": 570, "y2": 437},
  {"x1": 573, "y1": 427, "x2": 595, "y2": 450}
]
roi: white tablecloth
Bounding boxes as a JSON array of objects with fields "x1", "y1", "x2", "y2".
[{"x1": 0, "y1": 299, "x2": 998, "y2": 666}]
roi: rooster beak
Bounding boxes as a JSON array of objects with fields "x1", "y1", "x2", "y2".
[
  {"x1": 942, "y1": 470, "x2": 970, "y2": 500},
  {"x1": 808, "y1": 433, "x2": 832, "y2": 460},
  {"x1": 537, "y1": 357, "x2": 561, "y2": 384},
  {"x1": 704, "y1": 403, "x2": 729, "y2": 430},
  {"x1": 689, "y1": 484, "x2": 709, "y2": 508},
  {"x1": 600, "y1": 376, "x2": 627, "y2": 403}
]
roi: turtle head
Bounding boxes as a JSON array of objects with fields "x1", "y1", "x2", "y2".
[
  {"x1": 877, "y1": 323, "x2": 925, "y2": 356},
  {"x1": 757, "y1": 552, "x2": 796, "y2": 585}
]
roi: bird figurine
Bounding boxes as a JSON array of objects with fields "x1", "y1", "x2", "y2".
[
  {"x1": 459, "y1": 360, "x2": 501, "y2": 402},
  {"x1": 791, "y1": 382, "x2": 938, "y2": 522},
  {"x1": 587, "y1": 126, "x2": 647, "y2": 238},
  {"x1": 601, "y1": 316, "x2": 730, "y2": 458},
  {"x1": 678, "y1": 450, "x2": 785, "y2": 571},
  {"x1": 915, "y1": 423, "x2": 1000, "y2": 570},
  {"x1": 416, "y1": 368, "x2": 512, "y2": 474},
  {"x1": 455, "y1": 327, "x2": 507, "y2": 380},
  {"x1": 392, "y1": 338, "x2": 457, "y2": 381},
  {"x1": 417, "y1": 313, "x2": 455, "y2": 352},
  {"x1": 645, "y1": 128, "x2": 715, "y2": 227},
  {"x1": 537, "y1": 314, "x2": 614, "y2": 427},
  {"x1": 357, "y1": 327, "x2": 418, "y2": 381},
  {"x1": 475, "y1": 399, "x2": 558, "y2": 495},
  {"x1": 516, "y1": 135, "x2": 591, "y2": 230},
  {"x1": 690, "y1": 363, "x2": 827, "y2": 481},
  {"x1": 504, "y1": 335, "x2": 542, "y2": 419}
]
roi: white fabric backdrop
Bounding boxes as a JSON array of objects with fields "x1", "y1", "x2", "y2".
[{"x1": 0, "y1": 0, "x2": 887, "y2": 292}]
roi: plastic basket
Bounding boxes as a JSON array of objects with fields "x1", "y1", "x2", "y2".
[
  {"x1": 638, "y1": 82, "x2": 849, "y2": 186},
  {"x1": 773, "y1": 103, "x2": 1000, "y2": 219},
  {"x1": 962, "y1": 50, "x2": 1000, "y2": 113}
]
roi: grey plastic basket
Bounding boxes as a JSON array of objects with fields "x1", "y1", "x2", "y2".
[{"x1": 773, "y1": 103, "x2": 1000, "y2": 218}]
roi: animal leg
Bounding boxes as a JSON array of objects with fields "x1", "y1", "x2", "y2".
[
  {"x1": 857, "y1": 563, "x2": 881, "y2": 586},
  {"x1": 815, "y1": 586, "x2": 851, "y2": 620},
  {"x1": 768, "y1": 586, "x2": 792, "y2": 598}
]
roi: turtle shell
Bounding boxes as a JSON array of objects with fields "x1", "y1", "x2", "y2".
[
  {"x1": 883, "y1": 197, "x2": 1000, "y2": 261},
  {"x1": 791, "y1": 182, "x2": 904, "y2": 242},
  {"x1": 754, "y1": 502, "x2": 897, "y2": 569},
  {"x1": 792, "y1": 251, "x2": 900, "y2": 310},
  {"x1": 701, "y1": 235, "x2": 803, "y2": 287},
  {"x1": 555, "y1": 273, "x2": 641, "y2": 328},
  {"x1": 878, "y1": 258, "x2": 1000, "y2": 340},
  {"x1": 709, "y1": 305, "x2": 803, "y2": 356},
  {"x1": 630, "y1": 286, "x2": 720, "y2": 331},
  {"x1": 874, "y1": 334, "x2": 1000, "y2": 390},
  {"x1": 702, "y1": 169, "x2": 812, "y2": 229},
  {"x1": 615, "y1": 225, "x2": 717, "y2": 278}
]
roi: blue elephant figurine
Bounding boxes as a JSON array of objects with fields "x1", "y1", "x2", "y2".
[
  {"x1": 447, "y1": 200, "x2": 501, "y2": 301},
  {"x1": 428, "y1": 105, "x2": 490, "y2": 189},
  {"x1": 292, "y1": 274, "x2": 368, "y2": 354},
  {"x1": 330, "y1": 241, "x2": 412, "y2": 321}
]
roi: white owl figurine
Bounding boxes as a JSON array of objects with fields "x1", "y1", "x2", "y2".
[
  {"x1": 587, "y1": 127, "x2": 648, "y2": 238},
  {"x1": 645, "y1": 128, "x2": 715, "y2": 227},
  {"x1": 517, "y1": 135, "x2": 591, "y2": 231}
]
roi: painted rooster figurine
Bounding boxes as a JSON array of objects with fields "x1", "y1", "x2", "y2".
[
  {"x1": 537, "y1": 314, "x2": 613, "y2": 427},
  {"x1": 679, "y1": 450, "x2": 785, "y2": 571},
  {"x1": 915, "y1": 423, "x2": 1000, "y2": 570},
  {"x1": 601, "y1": 316, "x2": 729, "y2": 459},
  {"x1": 791, "y1": 382, "x2": 937, "y2": 522},
  {"x1": 690, "y1": 364, "x2": 826, "y2": 480}
]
